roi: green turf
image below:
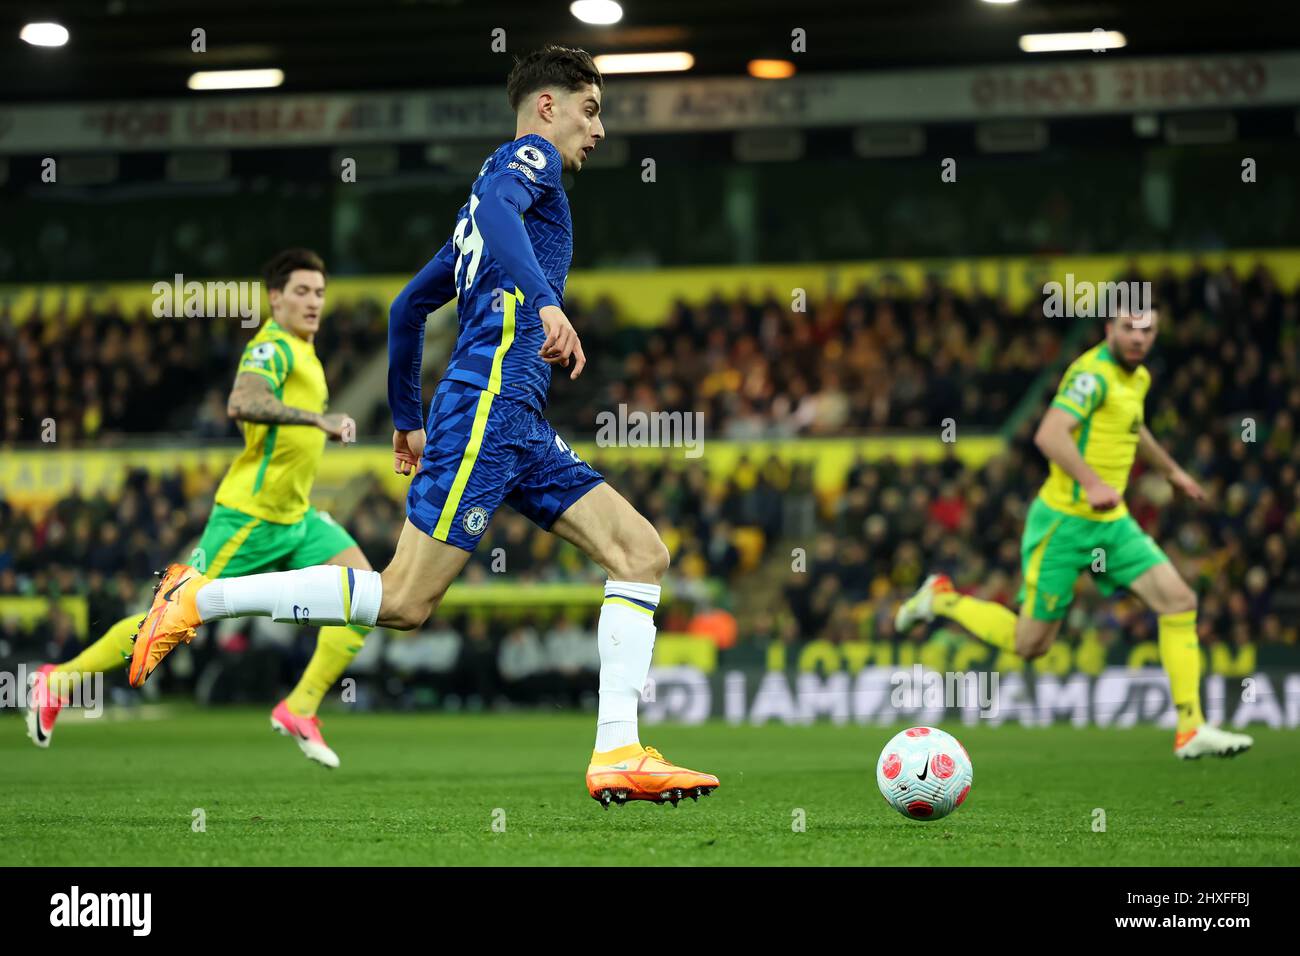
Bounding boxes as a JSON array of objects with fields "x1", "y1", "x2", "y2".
[{"x1": 2, "y1": 707, "x2": 1296, "y2": 866}]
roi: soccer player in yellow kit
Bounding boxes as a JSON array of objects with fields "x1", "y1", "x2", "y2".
[
  {"x1": 26, "y1": 249, "x2": 371, "y2": 768},
  {"x1": 896, "y1": 309, "x2": 1253, "y2": 759}
]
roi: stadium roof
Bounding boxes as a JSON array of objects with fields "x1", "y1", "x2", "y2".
[{"x1": 4, "y1": 0, "x2": 1299, "y2": 103}]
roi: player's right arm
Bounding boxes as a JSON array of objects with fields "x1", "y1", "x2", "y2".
[
  {"x1": 1034, "y1": 367, "x2": 1120, "y2": 511},
  {"x1": 1138, "y1": 423, "x2": 1206, "y2": 501},
  {"x1": 227, "y1": 338, "x2": 354, "y2": 439},
  {"x1": 473, "y1": 166, "x2": 585, "y2": 379},
  {"x1": 388, "y1": 238, "x2": 458, "y2": 474},
  {"x1": 227, "y1": 373, "x2": 354, "y2": 440}
]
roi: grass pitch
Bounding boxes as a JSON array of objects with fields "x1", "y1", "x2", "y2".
[{"x1": 3, "y1": 707, "x2": 1296, "y2": 866}]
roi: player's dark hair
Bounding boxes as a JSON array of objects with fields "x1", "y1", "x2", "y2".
[
  {"x1": 506, "y1": 45, "x2": 603, "y2": 113},
  {"x1": 262, "y1": 248, "x2": 326, "y2": 292}
]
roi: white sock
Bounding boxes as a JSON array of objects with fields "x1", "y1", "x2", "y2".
[
  {"x1": 595, "y1": 721, "x2": 638, "y2": 752},
  {"x1": 195, "y1": 566, "x2": 382, "y2": 628},
  {"x1": 594, "y1": 580, "x2": 660, "y2": 753}
]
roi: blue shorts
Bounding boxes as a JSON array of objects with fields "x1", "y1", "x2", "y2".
[{"x1": 406, "y1": 379, "x2": 605, "y2": 552}]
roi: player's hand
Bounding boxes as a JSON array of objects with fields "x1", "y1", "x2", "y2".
[
  {"x1": 319, "y1": 413, "x2": 356, "y2": 443},
  {"x1": 393, "y1": 429, "x2": 425, "y2": 476},
  {"x1": 1168, "y1": 467, "x2": 1207, "y2": 502},
  {"x1": 1083, "y1": 479, "x2": 1121, "y2": 512},
  {"x1": 538, "y1": 305, "x2": 586, "y2": 380}
]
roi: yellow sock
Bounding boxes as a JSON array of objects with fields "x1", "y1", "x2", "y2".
[
  {"x1": 933, "y1": 591, "x2": 1018, "y2": 653},
  {"x1": 1158, "y1": 610, "x2": 1204, "y2": 734},
  {"x1": 285, "y1": 624, "x2": 369, "y2": 717},
  {"x1": 49, "y1": 614, "x2": 138, "y2": 691}
]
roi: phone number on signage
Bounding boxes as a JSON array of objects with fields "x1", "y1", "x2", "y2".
[{"x1": 972, "y1": 61, "x2": 1267, "y2": 110}]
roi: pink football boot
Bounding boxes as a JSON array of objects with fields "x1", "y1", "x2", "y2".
[
  {"x1": 25, "y1": 664, "x2": 63, "y2": 749},
  {"x1": 270, "y1": 699, "x2": 340, "y2": 769}
]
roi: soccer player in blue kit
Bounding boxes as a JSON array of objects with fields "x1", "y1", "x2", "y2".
[{"x1": 130, "y1": 46, "x2": 719, "y2": 808}]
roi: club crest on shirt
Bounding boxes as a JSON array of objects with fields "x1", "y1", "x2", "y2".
[{"x1": 463, "y1": 506, "x2": 489, "y2": 536}]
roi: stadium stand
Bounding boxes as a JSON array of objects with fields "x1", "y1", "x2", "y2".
[{"x1": 2, "y1": 263, "x2": 1296, "y2": 707}]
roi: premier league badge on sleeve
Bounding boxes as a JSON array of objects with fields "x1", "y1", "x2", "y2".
[{"x1": 515, "y1": 144, "x2": 547, "y2": 170}]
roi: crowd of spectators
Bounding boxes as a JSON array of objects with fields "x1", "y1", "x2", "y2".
[
  {"x1": 0, "y1": 298, "x2": 385, "y2": 444},
  {"x1": 549, "y1": 279, "x2": 1058, "y2": 438},
  {"x1": 7, "y1": 263, "x2": 1286, "y2": 448},
  {"x1": 3, "y1": 275, "x2": 1062, "y2": 444},
  {"x1": 1, "y1": 264, "x2": 1297, "y2": 708}
]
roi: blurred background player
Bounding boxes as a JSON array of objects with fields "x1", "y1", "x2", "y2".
[
  {"x1": 27, "y1": 248, "x2": 371, "y2": 768},
  {"x1": 125, "y1": 46, "x2": 719, "y2": 807},
  {"x1": 896, "y1": 309, "x2": 1255, "y2": 760}
]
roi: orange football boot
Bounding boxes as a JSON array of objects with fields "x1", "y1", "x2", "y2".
[
  {"x1": 128, "y1": 564, "x2": 209, "y2": 687},
  {"x1": 586, "y1": 743, "x2": 720, "y2": 808}
]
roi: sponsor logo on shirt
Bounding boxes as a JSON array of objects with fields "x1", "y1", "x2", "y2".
[{"x1": 506, "y1": 161, "x2": 537, "y2": 183}]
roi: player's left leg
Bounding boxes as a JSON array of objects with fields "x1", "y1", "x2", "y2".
[
  {"x1": 896, "y1": 498, "x2": 1080, "y2": 659},
  {"x1": 896, "y1": 574, "x2": 1020, "y2": 651},
  {"x1": 127, "y1": 382, "x2": 504, "y2": 685},
  {"x1": 270, "y1": 509, "x2": 375, "y2": 768},
  {"x1": 542, "y1": 480, "x2": 720, "y2": 807},
  {"x1": 547, "y1": 481, "x2": 667, "y2": 748},
  {"x1": 26, "y1": 617, "x2": 136, "y2": 747},
  {"x1": 1109, "y1": 520, "x2": 1252, "y2": 759},
  {"x1": 30, "y1": 504, "x2": 284, "y2": 746}
]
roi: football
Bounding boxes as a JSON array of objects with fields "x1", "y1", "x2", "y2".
[{"x1": 877, "y1": 726, "x2": 973, "y2": 821}]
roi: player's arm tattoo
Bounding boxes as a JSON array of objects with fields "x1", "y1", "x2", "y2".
[{"x1": 227, "y1": 372, "x2": 322, "y2": 428}]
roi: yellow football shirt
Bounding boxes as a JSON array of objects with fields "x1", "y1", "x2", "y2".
[
  {"x1": 1037, "y1": 342, "x2": 1150, "y2": 522},
  {"x1": 214, "y1": 319, "x2": 329, "y2": 524}
]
